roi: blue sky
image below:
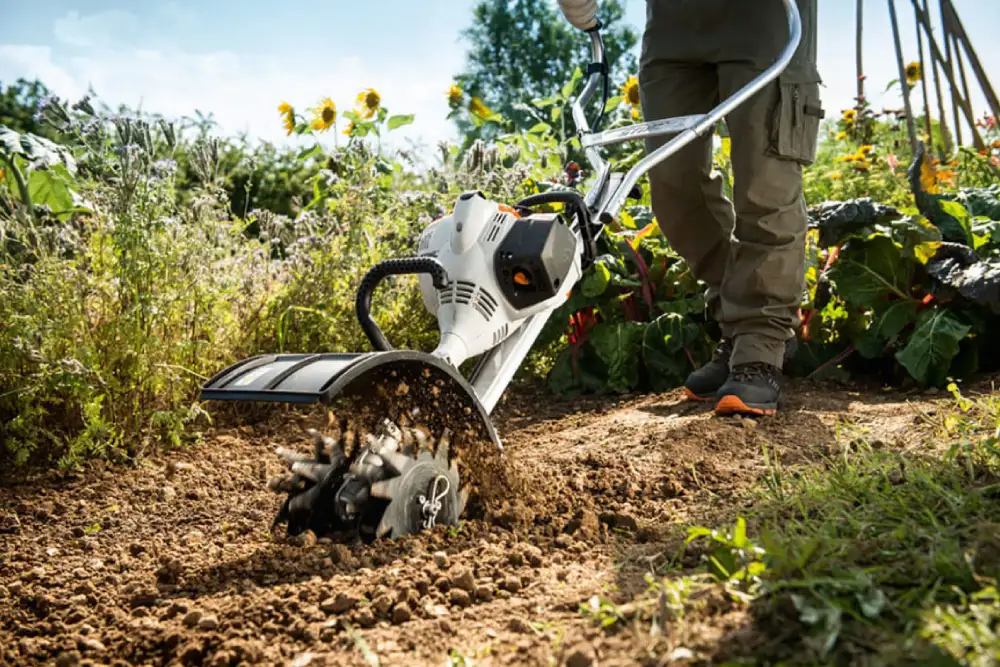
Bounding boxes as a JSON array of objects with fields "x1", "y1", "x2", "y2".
[{"x1": 1, "y1": 0, "x2": 998, "y2": 159}]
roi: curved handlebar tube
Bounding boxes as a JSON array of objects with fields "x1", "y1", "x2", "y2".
[{"x1": 356, "y1": 257, "x2": 449, "y2": 351}]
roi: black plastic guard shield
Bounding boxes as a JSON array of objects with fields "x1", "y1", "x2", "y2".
[{"x1": 199, "y1": 350, "x2": 503, "y2": 454}]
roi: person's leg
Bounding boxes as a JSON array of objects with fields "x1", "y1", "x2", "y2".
[
  {"x1": 638, "y1": 59, "x2": 739, "y2": 400},
  {"x1": 713, "y1": 63, "x2": 823, "y2": 415}
]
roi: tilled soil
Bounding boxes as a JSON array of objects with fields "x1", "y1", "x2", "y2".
[{"x1": 0, "y1": 380, "x2": 947, "y2": 666}]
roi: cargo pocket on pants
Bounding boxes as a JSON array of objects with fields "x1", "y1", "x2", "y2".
[{"x1": 769, "y1": 77, "x2": 824, "y2": 166}]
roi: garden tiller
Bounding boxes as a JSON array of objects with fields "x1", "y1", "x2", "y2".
[{"x1": 200, "y1": 0, "x2": 804, "y2": 542}]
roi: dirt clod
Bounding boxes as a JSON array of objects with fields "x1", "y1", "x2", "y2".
[
  {"x1": 197, "y1": 614, "x2": 219, "y2": 631},
  {"x1": 450, "y1": 567, "x2": 475, "y2": 592},
  {"x1": 564, "y1": 643, "x2": 598, "y2": 667},
  {"x1": 502, "y1": 575, "x2": 522, "y2": 593},
  {"x1": 391, "y1": 603, "x2": 411, "y2": 625},
  {"x1": 449, "y1": 589, "x2": 471, "y2": 608},
  {"x1": 320, "y1": 593, "x2": 357, "y2": 614}
]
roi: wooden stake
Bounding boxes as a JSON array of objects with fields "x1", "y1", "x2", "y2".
[
  {"x1": 856, "y1": 0, "x2": 865, "y2": 103},
  {"x1": 942, "y1": 0, "x2": 1000, "y2": 128},
  {"x1": 926, "y1": 0, "x2": 952, "y2": 154},
  {"x1": 939, "y1": 0, "x2": 963, "y2": 146},
  {"x1": 915, "y1": 0, "x2": 933, "y2": 145},
  {"x1": 888, "y1": 0, "x2": 918, "y2": 154},
  {"x1": 910, "y1": 0, "x2": 986, "y2": 151}
]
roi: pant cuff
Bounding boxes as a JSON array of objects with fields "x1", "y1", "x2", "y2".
[{"x1": 730, "y1": 335, "x2": 787, "y2": 369}]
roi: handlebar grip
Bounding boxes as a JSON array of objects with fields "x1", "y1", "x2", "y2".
[
  {"x1": 356, "y1": 257, "x2": 449, "y2": 352},
  {"x1": 558, "y1": 0, "x2": 599, "y2": 31}
]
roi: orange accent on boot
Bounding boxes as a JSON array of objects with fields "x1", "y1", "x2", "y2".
[
  {"x1": 683, "y1": 387, "x2": 714, "y2": 402},
  {"x1": 715, "y1": 394, "x2": 776, "y2": 416}
]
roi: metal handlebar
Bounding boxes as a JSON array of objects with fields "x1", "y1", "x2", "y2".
[{"x1": 570, "y1": 0, "x2": 803, "y2": 219}]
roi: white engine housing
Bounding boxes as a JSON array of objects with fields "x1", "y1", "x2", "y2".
[{"x1": 416, "y1": 191, "x2": 583, "y2": 367}]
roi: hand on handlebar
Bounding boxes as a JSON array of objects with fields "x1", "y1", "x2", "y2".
[{"x1": 557, "y1": 0, "x2": 599, "y2": 31}]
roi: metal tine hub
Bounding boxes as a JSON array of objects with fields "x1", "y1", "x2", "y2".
[{"x1": 268, "y1": 411, "x2": 469, "y2": 542}]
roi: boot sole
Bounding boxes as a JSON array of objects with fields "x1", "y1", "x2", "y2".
[
  {"x1": 683, "y1": 387, "x2": 717, "y2": 402},
  {"x1": 715, "y1": 394, "x2": 777, "y2": 416}
]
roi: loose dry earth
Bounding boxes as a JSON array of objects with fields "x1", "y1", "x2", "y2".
[{"x1": 0, "y1": 379, "x2": 953, "y2": 666}]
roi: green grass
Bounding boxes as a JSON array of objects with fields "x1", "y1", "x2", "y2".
[{"x1": 596, "y1": 384, "x2": 1000, "y2": 665}]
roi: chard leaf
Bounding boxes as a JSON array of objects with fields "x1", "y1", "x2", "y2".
[
  {"x1": 926, "y1": 242, "x2": 1000, "y2": 314},
  {"x1": 894, "y1": 308, "x2": 970, "y2": 387},
  {"x1": 809, "y1": 198, "x2": 902, "y2": 248},
  {"x1": 589, "y1": 322, "x2": 646, "y2": 394},
  {"x1": 641, "y1": 312, "x2": 701, "y2": 391},
  {"x1": 827, "y1": 234, "x2": 913, "y2": 308}
]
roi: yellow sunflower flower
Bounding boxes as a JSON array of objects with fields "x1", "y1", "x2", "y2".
[
  {"x1": 842, "y1": 109, "x2": 857, "y2": 124},
  {"x1": 278, "y1": 101, "x2": 295, "y2": 135},
  {"x1": 468, "y1": 96, "x2": 492, "y2": 119},
  {"x1": 859, "y1": 145, "x2": 874, "y2": 155},
  {"x1": 446, "y1": 84, "x2": 463, "y2": 109},
  {"x1": 905, "y1": 61, "x2": 921, "y2": 84},
  {"x1": 620, "y1": 75, "x2": 640, "y2": 107},
  {"x1": 343, "y1": 120, "x2": 356, "y2": 136},
  {"x1": 310, "y1": 97, "x2": 337, "y2": 132},
  {"x1": 356, "y1": 88, "x2": 381, "y2": 119},
  {"x1": 920, "y1": 154, "x2": 940, "y2": 194},
  {"x1": 836, "y1": 131, "x2": 847, "y2": 141}
]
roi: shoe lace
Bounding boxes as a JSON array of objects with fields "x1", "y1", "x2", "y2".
[{"x1": 730, "y1": 362, "x2": 778, "y2": 383}]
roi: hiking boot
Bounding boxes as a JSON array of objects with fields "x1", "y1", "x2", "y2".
[
  {"x1": 714, "y1": 362, "x2": 783, "y2": 416},
  {"x1": 683, "y1": 338, "x2": 733, "y2": 401}
]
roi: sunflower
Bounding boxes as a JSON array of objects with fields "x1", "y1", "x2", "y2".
[
  {"x1": 356, "y1": 88, "x2": 381, "y2": 119},
  {"x1": 920, "y1": 153, "x2": 940, "y2": 194},
  {"x1": 836, "y1": 131, "x2": 847, "y2": 141},
  {"x1": 620, "y1": 75, "x2": 640, "y2": 107},
  {"x1": 343, "y1": 120, "x2": 356, "y2": 136},
  {"x1": 310, "y1": 97, "x2": 337, "y2": 132},
  {"x1": 446, "y1": 84, "x2": 463, "y2": 109},
  {"x1": 905, "y1": 61, "x2": 921, "y2": 84},
  {"x1": 842, "y1": 108, "x2": 857, "y2": 124},
  {"x1": 278, "y1": 102, "x2": 296, "y2": 135},
  {"x1": 859, "y1": 145, "x2": 874, "y2": 155},
  {"x1": 468, "y1": 96, "x2": 492, "y2": 119}
]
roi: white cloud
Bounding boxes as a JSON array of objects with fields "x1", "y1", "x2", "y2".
[
  {"x1": 0, "y1": 40, "x2": 462, "y2": 159},
  {"x1": 52, "y1": 10, "x2": 140, "y2": 49}
]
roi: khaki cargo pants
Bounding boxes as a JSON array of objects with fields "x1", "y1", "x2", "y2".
[{"x1": 638, "y1": 0, "x2": 823, "y2": 369}]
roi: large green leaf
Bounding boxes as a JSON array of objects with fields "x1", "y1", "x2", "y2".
[
  {"x1": 386, "y1": 114, "x2": 414, "y2": 131},
  {"x1": 547, "y1": 339, "x2": 615, "y2": 396},
  {"x1": 27, "y1": 165, "x2": 74, "y2": 214},
  {"x1": 641, "y1": 313, "x2": 700, "y2": 391},
  {"x1": 827, "y1": 234, "x2": 913, "y2": 308},
  {"x1": 890, "y1": 215, "x2": 942, "y2": 264},
  {"x1": 894, "y1": 308, "x2": 970, "y2": 387},
  {"x1": 809, "y1": 198, "x2": 902, "y2": 248},
  {"x1": 0, "y1": 125, "x2": 76, "y2": 172},
  {"x1": 581, "y1": 261, "x2": 611, "y2": 297},
  {"x1": 589, "y1": 321, "x2": 646, "y2": 394},
  {"x1": 925, "y1": 243, "x2": 1000, "y2": 314},
  {"x1": 952, "y1": 184, "x2": 1000, "y2": 221},
  {"x1": 854, "y1": 300, "x2": 919, "y2": 359}
]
